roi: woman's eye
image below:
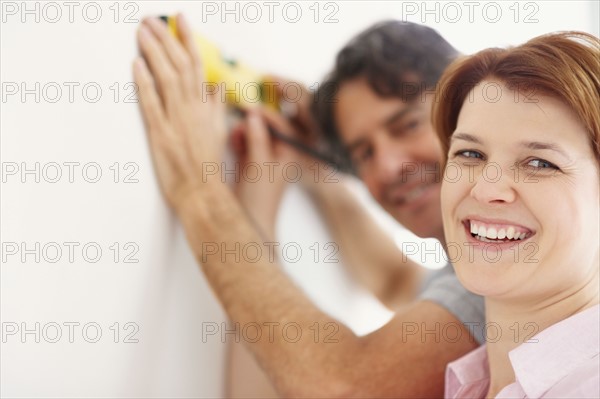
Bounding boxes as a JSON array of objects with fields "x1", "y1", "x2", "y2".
[
  {"x1": 526, "y1": 159, "x2": 559, "y2": 170},
  {"x1": 455, "y1": 150, "x2": 484, "y2": 159}
]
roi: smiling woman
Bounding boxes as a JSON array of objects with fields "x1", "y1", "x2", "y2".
[{"x1": 433, "y1": 32, "x2": 600, "y2": 398}]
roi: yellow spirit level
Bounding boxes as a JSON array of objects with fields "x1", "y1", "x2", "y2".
[{"x1": 160, "y1": 15, "x2": 279, "y2": 110}]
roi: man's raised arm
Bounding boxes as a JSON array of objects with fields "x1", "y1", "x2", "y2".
[{"x1": 133, "y1": 14, "x2": 479, "y2": 397}]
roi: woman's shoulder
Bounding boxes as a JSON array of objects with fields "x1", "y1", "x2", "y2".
[
  {"x1": 544, "y1": 358, "x2": 599, "y2": 398},
  {"x1": 507, "y1": 304, "x2": 599, "y2": 398}
]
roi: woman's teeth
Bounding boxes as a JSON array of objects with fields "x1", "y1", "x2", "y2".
[{"x1": 469, "y1": 220, "x2": 529, "y2": 242}]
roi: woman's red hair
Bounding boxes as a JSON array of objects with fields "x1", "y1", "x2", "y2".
[{"x1": 433, "y1": 31, "x2": 600, "y2": 166}]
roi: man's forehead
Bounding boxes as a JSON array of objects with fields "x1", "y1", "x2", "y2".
[{"x1": 338, "y1": 97, "x2": 426, "y2": 148}]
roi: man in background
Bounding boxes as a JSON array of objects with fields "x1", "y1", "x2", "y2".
[{"x1": 135, "y1": 16, "x2": 484, "y2": 397}]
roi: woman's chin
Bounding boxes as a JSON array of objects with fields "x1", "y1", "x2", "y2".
[{"x1": 454, "y1": 262, "x2": 515, "y2": 297}]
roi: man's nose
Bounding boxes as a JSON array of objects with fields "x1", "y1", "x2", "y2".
[{"x1": 372, "y1": 139, "x2": 415, "y2": 185}]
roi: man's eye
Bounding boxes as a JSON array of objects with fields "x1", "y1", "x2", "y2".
[
  {"x1": 391, "y1": 119, "x2": 421, "y2": 136},
  {"x1": 526, "y1": 158, "x2": 559, "y2": 170},
  {"x1": 359, "y1": 147, "x2": 374, "y2": 161},
  {"x1": 403, "y1": 119, "x2": 420, "y2": 131},
  {"x1": 352, "y1": 147, "x2": 373, "y2": 164}
]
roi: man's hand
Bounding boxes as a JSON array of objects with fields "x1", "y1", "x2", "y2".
[
  {"x1": 266, "y1": 76, "x2": 342, "y2": 189},
  {"x1": 133, "y1": 14, "x2": 227, "y2": 211},
  {"x1": 130, "y1": 19, "x2": 480, "y2": 398},
  {"x1": 230, "y1": 108, "x2": 298, "y2": 239}
]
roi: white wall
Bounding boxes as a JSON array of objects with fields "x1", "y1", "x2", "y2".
[{"x1": 1, "y1": 1, "x2": 597, "y2": 398}]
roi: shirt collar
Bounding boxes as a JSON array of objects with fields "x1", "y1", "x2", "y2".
[
  {"x1": 445, "y1": 345, "x2": 490, "y2": 398},
  {"x1": 508, "y1": 304, "x2": 600, "y2": 398}
]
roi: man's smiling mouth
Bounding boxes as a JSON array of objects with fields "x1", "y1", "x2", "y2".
[{"x1": 390, "y1": 182, "x2": 437, "y2": 207}]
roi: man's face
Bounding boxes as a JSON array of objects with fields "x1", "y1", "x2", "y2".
[{"x1": 335, "y1": 78, "x2": 445, "y2": 241}]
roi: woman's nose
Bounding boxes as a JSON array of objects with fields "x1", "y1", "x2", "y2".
[{"x1": 469, "y1": 163, "x2": 517, "y2": 204}]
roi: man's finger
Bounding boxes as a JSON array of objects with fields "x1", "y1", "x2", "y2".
[
  {"x1": 258, "y1": 107, "x2": 297, "y2": 138},
  {"x1": 230, "y1": 123, "x2": 247, "y2": 160},
  {"x1": 144, "y1": 17, "x2": 195, "y2": 100},
  {"x1": 132, "y1": 56, "x2": 167, "y2": 139},
  {"x1": 137, "y1": 23, "x2": 180, "y2": 107},
  {"x1": 260, "y1": 106, "x2": 318, "y2": 148},
  {"x1": 264, "y1": 75, "x2": 315, "y2": 135},
  {"x1": 176, "y1": 13, "x2": 206, "y2": 98},
  {"x1": 246, "y1": 111, "x2": 272, "y2": 162}
]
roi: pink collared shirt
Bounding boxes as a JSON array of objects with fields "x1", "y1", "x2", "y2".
[{"x1": 445, "y1": 304, "x2": 600, "y2": 398}]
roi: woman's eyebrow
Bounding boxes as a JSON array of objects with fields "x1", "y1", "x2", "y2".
[
  {"x1": 450, "y1": 132, "x2": 482, "y2": 144},
  {"x1": 520, "y1": 141, "x2": 572, "y2": 162}
]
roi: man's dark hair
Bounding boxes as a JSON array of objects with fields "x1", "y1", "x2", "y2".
[{"x1": 311, "y1": 20, "x2": 459, "y2": 173}]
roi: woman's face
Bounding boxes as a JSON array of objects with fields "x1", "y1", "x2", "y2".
[{"x1": 442, "y1": 80, "x2": 599, "y2": 301}]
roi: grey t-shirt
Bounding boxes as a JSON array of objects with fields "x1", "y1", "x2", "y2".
[{"x1": 418, "y1": 264, "x2": 485, "y2": 344}]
